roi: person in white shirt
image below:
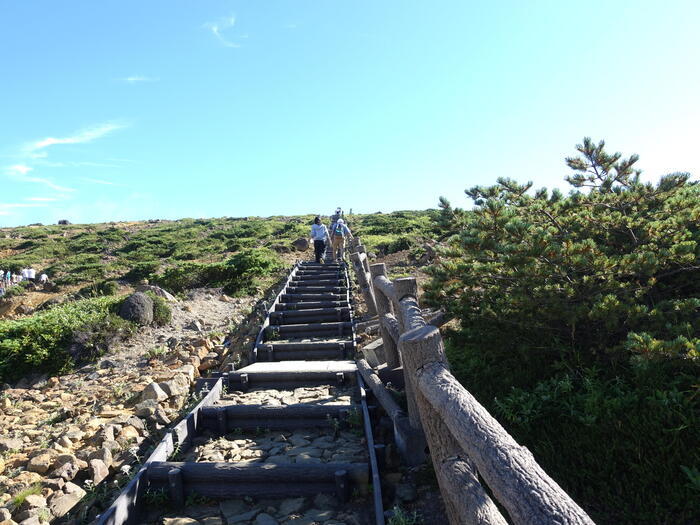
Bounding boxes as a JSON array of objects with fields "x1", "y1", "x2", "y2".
[
  {"x1": 39, "y1": 273, "x2": 48, "y2": 283},
  {"x1": 28, "y1": 268, "x2": 36, "y2": 281},
  {"x1": 309, "y1": 216, "x2": 330, "y2": 263}
]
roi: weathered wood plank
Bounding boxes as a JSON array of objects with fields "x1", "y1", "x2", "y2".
[
  {"x1": 370, "y1": 264, "x2": 400, "y2": 368},
  {"x1": 406, "y1": 325, "x2": 594, "y2": 525},
  {"x1": 400, "y1": 326, "x2": 508, "y2": 525},
  {"x1": 147, "y1": 461, "x2": 368, "y2": 484}
]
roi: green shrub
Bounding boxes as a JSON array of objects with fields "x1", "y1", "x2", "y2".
[
  {"x1": 70, "y1": 313, "x2": 135, "y2": 365},
  {"x1": 77, "y1": 280, "x2": 118, "y2": 298},
  {"x1": 152, "y1": 248, "x2": 282, "y2": 294},
  {"x1": 145, "y1": 292, "x2": 172, "y2": 326},
  {"x1": 3, "y1": 281, "x2": 30, "y2": 299},
  {"x1": 123, "y1": 261, "x2": 160, "y2": 282},
  {"x1": 427, "y1": 138, "x2": 700, "y2": 524},
  {"x1": 0, "y1": 296, "x2": 132, "y2": 382}
]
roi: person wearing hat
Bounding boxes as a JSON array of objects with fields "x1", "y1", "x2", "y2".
[
  {"x1": 330, "y1": 207, "x2": 343, "y2": 228},
  {"x1": 310, "y1": 216, "x2": 331, "y2": 263},
  {"x1": 330, "y1": 218, "x2": 353, "y2": 261}
]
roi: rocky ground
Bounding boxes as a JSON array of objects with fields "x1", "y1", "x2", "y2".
[
  {"x1": 0, "y1": 247, "x2": 445, "y2": 525},
  {"x1": 143, "y1": 494, "x2": 371, "y2": 525},
  {"x1": 0, "y1": 288, "x2": 257, "y2": 525}
]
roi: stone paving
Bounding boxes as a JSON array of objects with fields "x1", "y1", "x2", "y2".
[
  {"x1": 146, "y1": 493, "x2": 371, "y2": 524},
  {"x1": 186, "y1": 428, "x2": 367, "y2": 466},
  {"x1": 218, "y1": 385, "x2": 355, "y2": 407}
]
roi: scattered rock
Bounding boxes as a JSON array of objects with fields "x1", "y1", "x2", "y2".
[
  {"x1": 313, "y1": 493, "x2": 338, "y2": 510},
  {"x1": 89, "y1": 447, "x2": 113, "y2": 468},
  {"x1": 141, "y1": 382, "x2": 168, "y2": 402},
  {"x1": 200, "y1": 518, "x2": 224, "y2": 525},
  {"x1": 187, "y1": 320, "x2": 203, "y2": 332},
  {"x1": 118, "y1": 292, "x2": 154, "y2": 325},
  {"x1": 226, "y1": 509, "x2": 260, "y2": 524},
  {"x1": 396, "y1": 483, "x2": 418, "y2": 502},
  {"x1": 254, "y1": 513, "x2": 279, "y2": 525},
  {"x1": 220, "y1": 499, "x2": 247, "y2": 518},
  {"x1": 48, "y1": 483, "x2": 86, "y2": 518},
  {"x1": 301, "y1": 509, "x2": 334, "y2": 523},
  {"x1": 51, "y1": 461, "x2": 80, "y2": 481},
  {"x1": 0, "y1": 437, "x2": 23, "y2": 452},
  {"x1": 292, "y1": 238, "x2": 309, "y2": 251},
  {"x1": 90, "y1": 458, "x2": 109, "y2": 484},
  {"x1": 26, "y1": 453, "x2": 54, "y2": 474},
  {"x1": 279, "y1": 497, "x2": 306, "y2": 515},
  {"x1": 160, "y1": 374, "x2": 190, "y2": 398},
  {"x1": 20, "y1": 494, "x2": 46, "y2": 511},
  {"x1": 135, "y1": 284, "x2": 177, "y2": 302}
]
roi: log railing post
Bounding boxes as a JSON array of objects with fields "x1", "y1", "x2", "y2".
[
  {"x1": 400, "y1": 325, "x2": 507, "y2": 525},
  {"x1": 370, "y1": 263, "x2": 400, "y2": 368},
  {"x1": 350, "y1": 251, "x2": 377, "y2": 316}
]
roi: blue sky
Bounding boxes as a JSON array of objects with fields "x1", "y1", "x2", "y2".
[{"x1": 1, "y1": 1, "x2": 698, "y2": 226}]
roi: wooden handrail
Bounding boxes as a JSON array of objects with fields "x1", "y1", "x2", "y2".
[{"x1": 348, "y1": 239, "x2": 595, "y2": 525}]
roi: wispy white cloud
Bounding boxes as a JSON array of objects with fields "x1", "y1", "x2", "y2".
[
  {"x1": 81, "y1": 177, "x2": 124, "y2": 186},
  {"x1": 37, "y1": 160, "x2": 123, "y2": 169},
  {"x1": 3, "y1": 122, "x2": 128, "y2": 206},
  {"x1": 8, "y1": 164, "x2": 32, "y2": 176},
  {"x1": 204, "y1": 15, "x2": 241, "y2": 48},
  {"x1": 26, "y1": 122, "x2": 127, "y2": 152},
  {"x1": 122, "y1": 76, "x2": 159, "y2": 84},
  {"x1": 0, "y1": 202, "x2": 49, "y2": 216},
  {"x1": 0, "y1": 203, "x2": 48, "y2": 209},
  {"x1": 4, "y1": 165, "x2": 76, "y2": 193},
  {"x1": 23, "y1": 176, "x2": 75, "y2": 193}
]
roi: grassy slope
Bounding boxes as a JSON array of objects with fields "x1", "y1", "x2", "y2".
[
  {"x1": 0, "y1": 210, "x2": 438, "y2": 291},
  {"x1": 0, "y1": 211, "x2": 438, "y2": 381}
]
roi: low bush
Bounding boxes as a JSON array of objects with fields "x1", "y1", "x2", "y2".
[
  {"x1": 76, "y1": 280, "x2": 118, "y2": 298},
  {"x1": 0, "y1": 296, "x2": 132, "y2": 382},
  {"x1": 69, "y1": 313, "x2": 135, "y2": 365},
  {"x1": 3, "y1": 281, "x2": 30, "y2": 299},
  {"x1": 145, "y1": 291, "x2": 172, "y2": 326},
  {"x1": 427, "y1": 138, "x2": 700, "y2": 523},
  {"x1": 122, "y1": 261, "x2": 161, "y2": 282},
  {"x1": 152, "y1": 248, "x2": 282, "y2": 295}
]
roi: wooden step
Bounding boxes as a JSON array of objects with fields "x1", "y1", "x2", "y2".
[
  {"x1": 146, "y1": 461, "x2": 368, "y2": 500},
  {"x1": 229, "y1": 361, "x2": 357, "y2": 389}
]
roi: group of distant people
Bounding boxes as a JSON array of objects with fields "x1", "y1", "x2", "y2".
[
  {"x1": 0, "y1": 268, "x2": 49, "y2": 297},
  {"x1": 310, "y1": 207, "x2": 354, "y2": 263}
]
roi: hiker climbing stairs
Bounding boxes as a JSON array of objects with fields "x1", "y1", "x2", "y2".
[
  {"x1": 98, "y1": 260, "x2": 385, "y2": 525},
  {"x1": 255, "y1": 262, "x2": 355, "y2": 362}
]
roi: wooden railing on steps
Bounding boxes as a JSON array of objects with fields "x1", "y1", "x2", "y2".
[{"x1": 349, "y1": 240, "x2": 595, "y2": 525}]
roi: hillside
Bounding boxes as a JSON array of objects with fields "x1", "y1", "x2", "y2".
[
  {"x1": 0, "y1": 212, "x2": 438, "y2": 319},
  {"x1": 0, "y1": 142, "x2": 698, "y2": 525},
  {"x1": 0, "y1": 210, "x2": 440, "y2": 523}
]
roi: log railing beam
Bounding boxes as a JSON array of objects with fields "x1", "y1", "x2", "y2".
[
  {"x1": 370, "y1": 263, "x2": 400, "y2": 368},
  {"x1": 406, "y1": 326, "x2": 594, "y2": 525}
]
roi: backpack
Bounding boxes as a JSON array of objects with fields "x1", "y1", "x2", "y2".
[{"x1": 333, "y1": 223, "x2": 344, "y2": 238}]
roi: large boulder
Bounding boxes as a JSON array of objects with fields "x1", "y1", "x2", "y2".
[
  {"x1": 135, "y1": 284, "x2": 176, "y2": 302},
  {"x1": 292, "y1": 238, "x2": 309, "y2": 251},
  {"x1": 118, "y1": 292, "x2": 153, "y2": 325}
]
